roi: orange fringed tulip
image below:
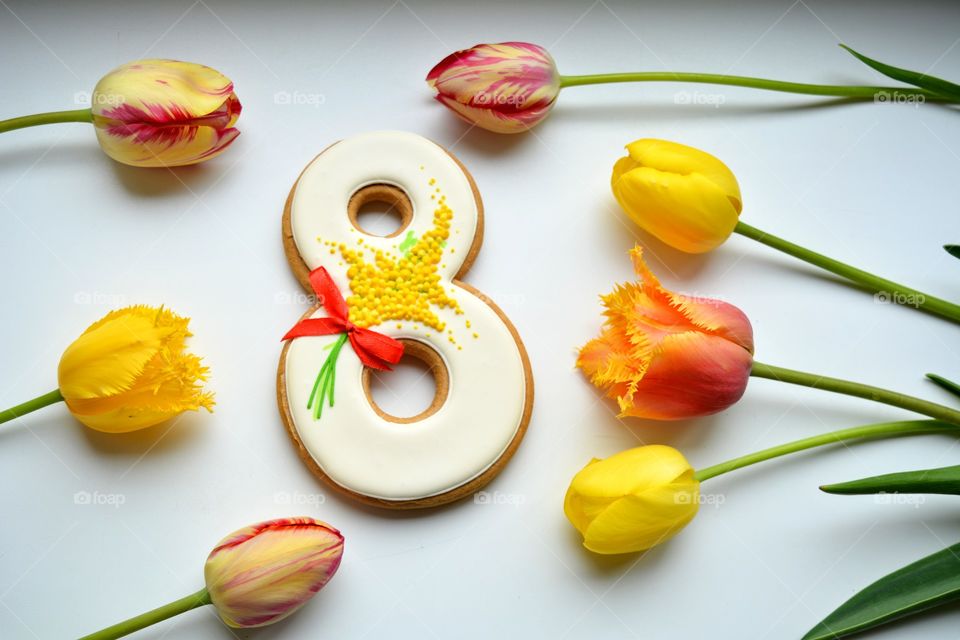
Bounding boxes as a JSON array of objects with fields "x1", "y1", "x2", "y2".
[
  {"x1": 426, "y1": 42, "x2": 560, "y2": 133},
  {"x1": 204, "y1": 517, "x2": 345, "y2": 628},
  {"x1": 57, "y1": 305, "x2": 214, "y2": 432},
  {"x1": 577, "y1": 246, "x2": 753, "y2": 420},
  {"x1": 564, "y1": 445, "x2": 700, "y2": 554},
  {"x1": 611, "y1": 139, "x2": 743, "y2": 254},
  {"x1": 91, "y1": 59, "x2": 241, "y2": 167}
]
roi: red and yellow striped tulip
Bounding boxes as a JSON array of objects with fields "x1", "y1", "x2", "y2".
[
  {"x1": 57, "y1": 305, "x2": 213, "y2": 432},
  {"x1": 426, "y1": 42, "x2": 560, "y2": 134},
  {"x1": 577, "y1": 246, "x2": 753, "y2": 420},
  {"x1": 565, "y1": 445, "x2": 700, "y2": 554},
  {"x1": 611, "y1": 139, "x2": 743, "y2": 254},
  {"x1": 91, "y1": 59, "x2": 241, "y2": 167},
  {"x1": 204, "y1": 517, "x2": 345, "y2": 628}
]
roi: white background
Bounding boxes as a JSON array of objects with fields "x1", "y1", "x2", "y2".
[{"x1": 1, "y1": 1, "x2": 959, "y2": 638}]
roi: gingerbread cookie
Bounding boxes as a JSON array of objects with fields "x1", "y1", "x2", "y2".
[{"x1": 278, "y1": 131, "x2": 533, "y2": 509}]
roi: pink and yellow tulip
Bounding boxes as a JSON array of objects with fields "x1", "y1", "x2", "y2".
[
  {"x1": 577, "y1": 246, "x2": 754, "y2": 420},
  {"x1": 78, "y1": 517, "x2": 344, "y2": 639},
  {"x1": 425, "y1": 41, "x2": 950, "y2": 135},
  {"x1": 91, "y1": 59, "x2": 241, "y2": 167},
  {"x1": 0, "y1": 59, "x2": 241, "y2": 168},
  {"x1": 426, "y1": 42, "x2": 560, "y2": 133},
  {"x1": 204, "y1": 517, "x2": 345, "y2": 627}
]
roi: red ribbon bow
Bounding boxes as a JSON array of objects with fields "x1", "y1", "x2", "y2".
[{"x1": 282, "y1": 267, "x2": 404, "y2": 371}]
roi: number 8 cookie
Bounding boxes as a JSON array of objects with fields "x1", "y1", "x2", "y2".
[{"x1": 278, "y1": 131, "x2": 533, "y2": 509}]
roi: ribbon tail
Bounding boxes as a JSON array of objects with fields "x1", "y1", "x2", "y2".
[
  {"x1": 282, "y1": 317, "x2": 347, "y2": 341},
  {"x1": 308, "y1": 267, "x2": 350, "y2": 321}
]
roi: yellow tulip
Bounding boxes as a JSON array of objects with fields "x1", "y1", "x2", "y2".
[
  {"x1": 57, "y1": 305, "x2": 213, "y2": 432},
  {"x1": 91, "y1": 59, "x2": 241, "y2": 167},
  {"x1": 611, "y1": 139, "x2": 742, "y2": 253},
  {"x1": 564, "y1": 445, "x2": 700, "y2": 554}
]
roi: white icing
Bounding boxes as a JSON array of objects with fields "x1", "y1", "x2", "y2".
[{"x1": 285, "y1": 131, "x2": 528, "y2": 501}]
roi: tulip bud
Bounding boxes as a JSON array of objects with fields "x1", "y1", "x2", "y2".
[
  {"x1": 611, "y1": 139, "x2": 742, "y2": 253},
  {"x1": 57, "y1": 305, "x2": 213, "y2": 432},
  {"x1": 565, "y1": 445, "x2": 700, "y2": 554},
  {"x1": 204, "y1": 517, "x2": 344, "y2": 628},
  {"x1": 426, "y1": 42, "x2": 560, "y2": 134},
  {"x1": 577, "y1": 246, "x2": 753, "y2": 420},
  {"x1": 91, "y1": 59, "x2": 241, "y2": 167}
]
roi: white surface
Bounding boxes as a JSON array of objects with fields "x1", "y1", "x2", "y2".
[{"x1": 0, "y1": 1, "x2": 958, "y2": 638}]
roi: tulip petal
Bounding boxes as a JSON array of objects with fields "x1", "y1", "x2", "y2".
[
  {"x1": 621, "y1": 331, "x2": 752, "y2": 420},
  {"x1": 57, "y1": 312, "x2": 173, "y2": 400},
  {"x1": 581, "y1": 486, "x2": 698, "y2": 554}
]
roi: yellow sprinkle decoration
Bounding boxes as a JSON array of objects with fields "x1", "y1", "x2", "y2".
[{"x1": 335, "y1": 188, "x2": 463, "y2": 333}]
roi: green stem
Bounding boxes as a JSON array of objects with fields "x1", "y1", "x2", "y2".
[
  {"x1": 78, "y1": 587, "x2": 211, "y2": 640},
  {"x1": 735, "y1": 221, "x2": 960, "y2": 324},
  {"x1": 695, "y1": 420, "x2": 955, "y2": 481},
  {"x1": 0, "y1": 389, "x2": 63, "y2": 424},
  {"x1": 751, "y1": 362, "x2": 960, "y2": 425},
  {"x1": 0, "y1": 109, "x2": 93, "y2": 134},
  {"x1": 557, "y1": 72, "x2": 945, "y2": 100}
]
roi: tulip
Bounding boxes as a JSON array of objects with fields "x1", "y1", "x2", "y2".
[
  {"x1": 564, "y1": 445, "x2": 700, "y2": 554},
  {"x1": 612, "y1": 139, "x2": 742, "y2": 253},
  {"x1": 578, "y1": 246, "x2": 960, "y2": 425},
  {"x1": 0, "y1": 305, "x2": 214, "y2": 433},
  {"x1": 426, "y1": 42, "x2": 560, "y2": 133},
  {"x1": 577, "y1": 245, "x2": 754, "y2": 420},
  {"x1": 565, "y1": 420, "x2": 957, "y2": 555},
  {"x1": 79, "y1": 517, "x2": 344, "y2": 639},
  {"x1": 611, "y1": 138, "x2": 960, "y2": 323},
  {"x1": 204, "y1": 517, "x2": 345, "y2": 627},
  {"x1": 0, "y1": 59, "x2": 241, "y2": 167},
  {"x1": 426, "y1": 42, "x2": 954, "y2": 135}
]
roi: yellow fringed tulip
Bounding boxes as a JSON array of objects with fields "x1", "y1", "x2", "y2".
[
  {"x1": 611, "y1": 139, "x2": 742, "y2": 253},
  {"x1": 564, "y1": 445, "x2": 700, "y2": 554},
  {"x1": 57, "y1": 305, "x2": 214, "y2": 432}
]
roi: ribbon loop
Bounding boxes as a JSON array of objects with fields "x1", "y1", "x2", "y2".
[{"x1": 282, "y1": 267, "x2": 405, "y2": 371}]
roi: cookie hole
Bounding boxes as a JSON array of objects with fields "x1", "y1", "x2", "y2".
[
  {"x1": 348, "y1": 183, "x2": 413, "y2": 238},
  {"x1": 362, "y1": 340, "x2": 448, "y2": 423}
]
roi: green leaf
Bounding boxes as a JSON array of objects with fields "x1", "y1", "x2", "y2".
[
  {"x1": 946, "y1": 245, "x2": 960, "y2": 260},
  {"x1": 840, "y1": 44, "x2": 960, "y2": 99},
  {"x1": 803, "y1": 542, "x2": 960, "y2": 640},
  {"x1": 927, "y1": 373, "x2": 960, "y2": 400},
  {"x1": 821, "y1": 464, "x2": 960, "y2": 495}
]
